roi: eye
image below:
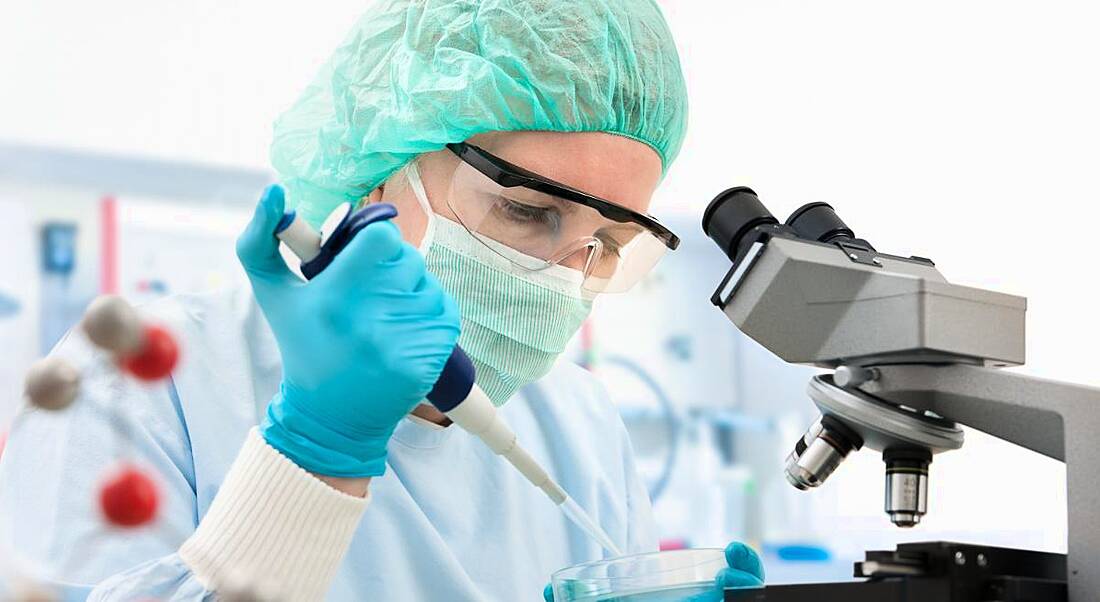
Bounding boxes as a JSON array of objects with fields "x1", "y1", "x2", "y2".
[
  {"x1": 598, "y1": 226, "x2": 641, "y2": 258},
  {"x1": 597, "y1": 233, "x2": 623, "y2": 257},
  {"x1": 497, "y1": 198, "x2": 561, "y2": 228}
]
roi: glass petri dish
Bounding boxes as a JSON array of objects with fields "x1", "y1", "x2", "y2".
[{"x1": 551, "y1": 548, "x2": 726, "y2": 602}]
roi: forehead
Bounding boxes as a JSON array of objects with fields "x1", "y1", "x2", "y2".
[{"x1": 468, "y1": 131, "x2": 663, "y2": 214}]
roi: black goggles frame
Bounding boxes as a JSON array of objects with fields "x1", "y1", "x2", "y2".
[{"x1": 446, "y1": 142, "x2": 680, "y2": 250}]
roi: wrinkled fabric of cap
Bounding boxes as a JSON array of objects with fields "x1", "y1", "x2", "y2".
[{"x1": 270, "y1": 0, "x2": 689, "y2": 227}]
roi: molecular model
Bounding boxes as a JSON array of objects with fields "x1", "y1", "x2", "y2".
[
  {"x1": 2, "y1": 296, "x2": 176, "y2": 600},
  {"x1": 5, "y1": 296, "x2": 277, "y2": 601},
  {"x1": 23, "y1": 295, "x2": 175, "y2": 531}
]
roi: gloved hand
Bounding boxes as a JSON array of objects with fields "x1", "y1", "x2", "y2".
[
  {"x1": 715, "y1": 542, "x2": 765, "y2": 589},
  {"x1": 541, "y1": 542, "x2": 764, "y2": 602},
  {"x1": 236, "y1": 184, "x2": 461, "y2": 477}
]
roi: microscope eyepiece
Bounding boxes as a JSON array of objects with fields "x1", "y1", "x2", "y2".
[
  {"x1": 703, "y1": 191, "x2": 877, "y2": 264},
  {"x1": 785, "y1": 202, "x2": 876, "y2": 251},
  {"x1": 785, "y1": 202, "x2": 853, "y2": 243},
  {"x1": 702, "y1": 187, "x2": 777, "y2": 262}
]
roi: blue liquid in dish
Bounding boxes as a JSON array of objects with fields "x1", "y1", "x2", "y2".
[{"x1": 595, "y1": 583, "x2": 720, "y2": 601}]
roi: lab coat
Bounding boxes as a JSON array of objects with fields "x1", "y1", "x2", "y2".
[{"x1": 0, "y1": 286, "x2": 657, "y2": 601}]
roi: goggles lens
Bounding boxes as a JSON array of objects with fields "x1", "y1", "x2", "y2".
[{"x1": 445, "y1": 161, "x2": 668, "y2": 293}]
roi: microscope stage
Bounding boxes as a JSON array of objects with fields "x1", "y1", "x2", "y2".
[{"x1": 726, "y1": 541, "x2": 1066, "y2": 602}]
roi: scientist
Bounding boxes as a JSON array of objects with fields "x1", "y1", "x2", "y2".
[{"x1": 0, "y1": 0, "x2": 765, "y2": 599}]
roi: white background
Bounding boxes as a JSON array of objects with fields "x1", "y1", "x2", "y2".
[
  {"x1": 3, "y1": 0, "x2": 1096, "y2": 383},
  {"x1": 4, "y1": 0, "x2": 1098, "y2": 560}
]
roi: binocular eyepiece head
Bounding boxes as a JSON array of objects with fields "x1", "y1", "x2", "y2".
[{"x1": 702, "y1": 188, "x2": 870, "y2": 262}]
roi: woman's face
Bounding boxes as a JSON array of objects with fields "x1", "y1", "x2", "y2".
[{"x1": 376, "y1": 131, "x2": 664, "y2": 270}]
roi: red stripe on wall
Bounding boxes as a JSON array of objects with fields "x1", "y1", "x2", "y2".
[{"x1": 100, "y1": 196, "x2": 118, "y2": 294}]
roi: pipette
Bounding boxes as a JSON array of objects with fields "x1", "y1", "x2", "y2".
[{"x1": 275, "y1": 202, "x2": 622, "y2": 558}]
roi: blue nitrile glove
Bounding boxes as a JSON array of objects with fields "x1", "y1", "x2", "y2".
[
  {"x1": 541, "y1": 543, "x2": 764, "y2": 602},
  {"x1": 236, "y1": 184, "x2": 461, "y2": 477},
  {"x1": 715, "y1": 542, "x2": 765, "y2": 589}
]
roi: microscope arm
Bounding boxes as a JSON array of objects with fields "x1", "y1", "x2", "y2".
[
  {"x1": 857, "y1": 364, "x2": 1097, "y2": 461},
  {"x1": 860, "y1": 363, "x2": 1100, "y2": 599}
]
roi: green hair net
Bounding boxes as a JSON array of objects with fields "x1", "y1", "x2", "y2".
[{"x1": 270, "y1": 0, "x2": 688, "y2": 227}]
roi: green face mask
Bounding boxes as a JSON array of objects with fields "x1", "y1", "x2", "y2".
[{"x1": 408, "y1": 165, "x2": 593, "y2": 406}]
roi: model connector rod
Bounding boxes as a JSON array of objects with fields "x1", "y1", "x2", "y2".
[{"x1": 273, "y1": 204, "x2": 565, "y2": 504}]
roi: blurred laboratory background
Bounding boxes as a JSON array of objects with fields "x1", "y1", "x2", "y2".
[{"x1": 2, "y1": 0, "x2": 1097, "y2": 585}]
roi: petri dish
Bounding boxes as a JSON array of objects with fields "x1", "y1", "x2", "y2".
[{"x1": 551, "y1": 548, "x2": 726, "y2": 602}]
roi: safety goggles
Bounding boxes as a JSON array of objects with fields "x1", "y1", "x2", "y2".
[{"x1": 443, "y1": 142, "x2": 679, "y2": 293}]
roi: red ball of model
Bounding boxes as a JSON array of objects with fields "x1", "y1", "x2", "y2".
[
  {"x1": 100, "y1": 465, "x2": 159, "y2": 527},
  {"x1": 120, "y1": 324, "x2": 179, "y2": 381}
]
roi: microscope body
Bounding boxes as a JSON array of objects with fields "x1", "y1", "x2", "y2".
[
  {"x1": 704, "y1": 189, "x2": 1095, "y2": 600},
  {"x1": 719, "y1": 234, "x2": 1025, "y2": 369}
]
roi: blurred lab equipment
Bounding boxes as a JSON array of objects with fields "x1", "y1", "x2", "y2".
[
  {"x1": 598, "y1": 354, "x2": 682, "y2": 504},
  {"x1": 0, "y1": 295, "x2": 18, "y2": 318},
  {"x1": 704, "y1": 188, "x2": 1079, "y2": 600},
  {"x1": 0, "y1": 202, "x2": 38, "y2": 425},
  {"x1": 0, "y1": 141, "x2": 266, "y2": 306},
  {"x1": 38, "y1": 222, "x2": 86, "y2": 353}
]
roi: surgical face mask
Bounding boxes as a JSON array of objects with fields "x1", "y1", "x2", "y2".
[{"x1": 406, "y1": 162, "x2": 593, "y2": 406}]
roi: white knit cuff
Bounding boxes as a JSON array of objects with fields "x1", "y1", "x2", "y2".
[{"x1": 179, "y1": 428, "x2": 370, "y2": 601}]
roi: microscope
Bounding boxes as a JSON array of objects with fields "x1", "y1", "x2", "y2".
[{"x1": 703, "y1": 188, "x2": 1094, "y2": 601}]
